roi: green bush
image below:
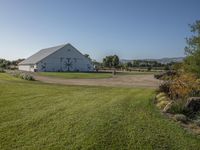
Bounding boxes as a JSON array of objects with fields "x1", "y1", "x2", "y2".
[
  {"x1": 167, "y1": 100, "x2": 186, "y2": 114},
  {"x1": 19, "y1": 73, "x2": 35, "y2": 81},
  {"x1": 0, "y1": 68, "x2": 5, "y2": 73}
]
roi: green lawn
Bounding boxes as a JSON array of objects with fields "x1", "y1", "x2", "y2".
[
  {"x1": 0, "y1": 73, "x2": 200, "y2": 149},
  {"x1": 37, "y1": 72, "x2": 112, "y2": 79},
  {"x1": 116, "y1": 71, "x2": 157, "y2": 75}
]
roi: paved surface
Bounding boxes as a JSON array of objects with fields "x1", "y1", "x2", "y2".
[{"x1": 33, "y1": 74, "x2": 160, "y2": 88}]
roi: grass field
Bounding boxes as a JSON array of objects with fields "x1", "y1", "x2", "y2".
[
  {"x1": 37, "y1": 72, "x2": 112, "y2": 79},
  {"x1": 37, "y1": 71, "x2": 157, "y2": 79},
  {"x1": 0, "y1": 73, "x2": 200, "y2": 149},
  {"x1": 116, "y1": 71, "x2": 158, "y2": 75}
]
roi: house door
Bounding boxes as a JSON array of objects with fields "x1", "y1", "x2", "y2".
[{"x1": 63, "y1": 58, "x2": 73, "y2": 71}]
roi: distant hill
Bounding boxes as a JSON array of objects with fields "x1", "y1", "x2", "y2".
[{"x1": 121, "y1": 57, "x2": 184, "y2": 64}]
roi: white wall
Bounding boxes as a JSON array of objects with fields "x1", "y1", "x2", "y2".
[
  {"x1": 36, "y1": 45, "x2": 94, "y2": 72},
  {"x1": 18, "y1": 65, "x2": 35, "y2": 72}
]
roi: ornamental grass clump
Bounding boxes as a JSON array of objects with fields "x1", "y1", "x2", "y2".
[
  {"x1": 169, "y1": 73, "x2": 200, "y2": 99},
  {"x1": 157, "y1": 72, "x2": 200, "y2": 116}
]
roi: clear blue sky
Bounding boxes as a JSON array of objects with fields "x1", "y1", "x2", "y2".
[{"x1": 0, "y1": 0, "x2": 199, "y2": 61}]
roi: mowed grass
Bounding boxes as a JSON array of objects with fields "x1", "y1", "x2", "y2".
[
  {"x1": 37, "y1": 72, "x2": 112, "y2": 79},
  {"x1": 116, "y1": 71, "x2": 158, "y2": 75},
  {"x1": 0, "y1": 73, "x2": 200, "y2": 149}
]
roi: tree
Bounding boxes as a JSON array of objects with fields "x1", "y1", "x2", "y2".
[
  {"x1": 0, "y1": 59, "x2": 11, "y2": 69},
  {"x1": 84, "y1": 54, "x2": 92, "y2": 61},
  {"x1": 103, "y1": 56, "x2": 112, "y2": 68},
  {"x1": 112, "y1": 55, "x2": 119, "y2": 67},
  {"x1": 147, "y1": 66, "x2": 152, "y2": 71},
  {"x1": 126, "y1": 62, "x2": 132, "y2": 68},
  {"x1": 132, "y1": 60, "x2": 139, "y2": 67},
  {"x1": 164, "y1": 64, "x2": 170, "y2": 71},
  {"x1": 102, "y1": 55, "x2": 119, "y2": 68},
  {"x1": 184, "y1": 20, "x2": 200, "y2": 77}
]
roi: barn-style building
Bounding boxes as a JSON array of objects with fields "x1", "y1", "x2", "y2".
[{"x1": 19, "y1": 43, "x2": 94, "y2": 72}]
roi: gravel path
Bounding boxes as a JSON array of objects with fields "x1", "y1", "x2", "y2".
[{"x1": 33, "y1": 74, "x2": 160, "y2": 88}]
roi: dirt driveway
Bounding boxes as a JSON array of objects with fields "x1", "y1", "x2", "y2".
[{"x1": 34, "y1": 74, "x2": 160, "y2": 88}]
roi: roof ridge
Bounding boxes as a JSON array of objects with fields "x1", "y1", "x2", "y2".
[{"x1": 19, "y1": 43, "x2": 69, "y2": 65}]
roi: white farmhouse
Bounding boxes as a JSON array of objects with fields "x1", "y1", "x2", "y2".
[{"x1": 19, "y1": 43, "x2": 94, "y2": 72}]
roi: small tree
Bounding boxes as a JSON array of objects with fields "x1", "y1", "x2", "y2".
[
  {"x1": 102, "y1": 55, "x2": 119, "y2": 68},
  {"x1": 147, "y1": 66, "x2": 152, "y2": 71},
  {"x1": 112, "y1": 55, "x2": 119, "y2": 68},
  {"x1": 184, "y1": 20, "x2": 200, "y2": 77}
]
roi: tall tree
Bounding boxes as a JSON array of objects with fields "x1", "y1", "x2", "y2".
[{"x1": 184, "y1": 20, "x2": 200, "y2": 77}]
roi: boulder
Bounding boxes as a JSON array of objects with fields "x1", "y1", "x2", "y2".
[
  {"x1": 174, "y1": 114, "x2": 187, "y2": 123},
  {"x1": 194, "y1": 120, "x2": 200, "y2": 127},
  {"x1": 185, "y1": 97, "x2": 200, "y2": 113}
]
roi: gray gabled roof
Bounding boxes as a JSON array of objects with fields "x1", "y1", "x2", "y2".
[{"x1": 19, "y1": 44, "x2": 68, "y2": 65}]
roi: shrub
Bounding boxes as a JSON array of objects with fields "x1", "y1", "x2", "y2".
[
  {"x1": 169, "y1": 73, "x2": 199, "y2": 99},
  {"x1": 19, "y1": 73, "x2": 35, "y2": 81},
  {"x1": 154, "y1": 73, "x2": 163, "y2": 79},
  {"x1": 6, "y1": 70, "x2": 20, "y2": 77},
  {"x1": 154, "y1": 71, "x2": 177, "y2": 80},
  {"x1": 0, "y1": 68, "x2": 5, "y2": 73},
  {"x1": 168, "y1": 100, "x2": 186, "y2": 114},
  {"x1": 147, "y1": 66, "x2": 152, "y2": 71},
  {"x1": 6, "y1": 70, "x2": 35, "y2": 81},
  {"x1": 158, "y1": 81, "x2": 170, "y2": 94}
]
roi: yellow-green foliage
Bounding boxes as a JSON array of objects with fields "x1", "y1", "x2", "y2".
[
  {"x1": 156, "y1": 92, "x2": 166, "y2": 99},
  {"x1": 169, "y1": 73, "x2": 199, "y2": 99},
  {"x1": 156, "y1": 92, "x2": 169, "y2": 103},
  {"x1": 155, "y1": 92, "x2": 170, "y2": 109},
  {"x1": 157, "y1": 96, "x2": 169, "y2": 103},
  {"x1": 156, "y1": 101, "x2": 169, "y2": 109}
]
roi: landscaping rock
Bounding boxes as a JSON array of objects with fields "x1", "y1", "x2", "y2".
[
  {"x1": 185, "y1": 97, "x2": 200, "y2": 113},
  {"x1": 194, "y1": 120, "x2": 200, "y2": 127},
  {"x1": 163, "y1": 101, "x2": 173, "y2": 113},
  {"x1": 174, "y1": 114, "x2": 187, "y2": 123}
]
